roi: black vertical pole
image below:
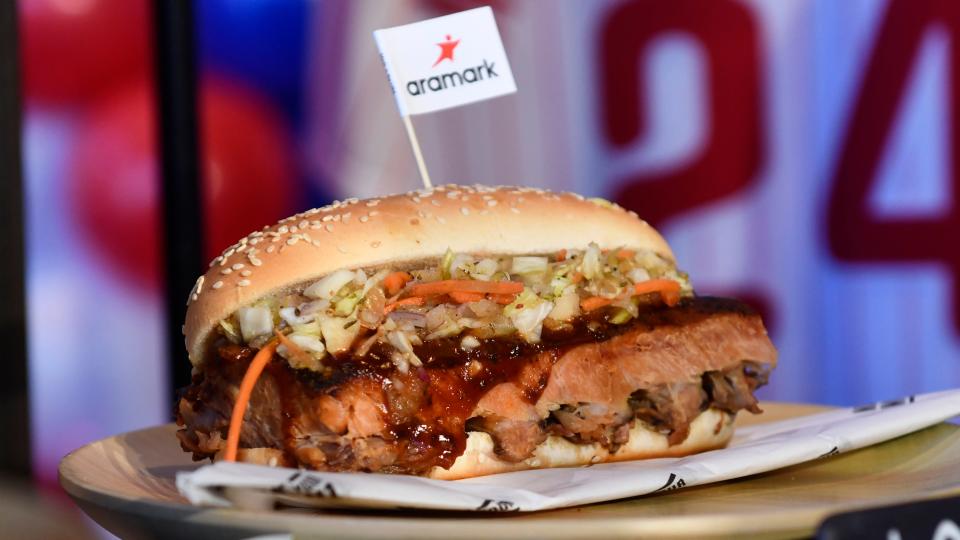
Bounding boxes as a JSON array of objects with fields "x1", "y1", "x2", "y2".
[
  {"x1": 0, "y1": 1, "x2": 29, "y2": 475},
  {"x1": 153, "y1": 0, "x2": 204, "y2": 394}
]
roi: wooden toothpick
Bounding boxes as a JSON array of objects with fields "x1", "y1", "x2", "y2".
[{"x1": 402, "y1": 115, "x2": 432, "y2": 189}]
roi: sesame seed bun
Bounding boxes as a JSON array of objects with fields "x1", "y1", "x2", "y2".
[{"x1": 183, "y1": 185, "x2": 674, "y2": 366}]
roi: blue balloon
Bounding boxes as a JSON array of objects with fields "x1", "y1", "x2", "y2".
[{"x1": 196, "y1": 0, "x2": 308, "y2": 126}]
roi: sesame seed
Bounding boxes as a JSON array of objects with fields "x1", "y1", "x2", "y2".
[
  {"x1": 322, "y1": 215, "x2": 334, "y2": 222},
  {"x1": 212, "y1": 281, "x2": 223, "y2": 290},
  {"x1": 366, "y1": 200, "x2": 380, "y2": 207},
  {"x1": 431, "y1": 199, "x2": 441, "y2": 207},
  {"x1": 249, "y1": 237, "x2": 261, "y2": 245},
  {"x1": 224, "y1": 248, "x2": 236, "y2": 258},
  {"x1": 290, "y1": 226, "x2": 299, "y2": 233},
  {"x1": 266, "y1": 245, "x2": 276, "y2": 253},
  {"x1": 359, "y1": 215, "x2": 369, "y2": 223},
  {"x1": 232, "y1": 263, "x2": 245, "y2": 270},
  {"x1": 325, "y1": 224, "x2": 334, "y2": 232},
  {"x1": 332, "y1": 214, "x2": 341, "y2": 222},
  {"x1": 221, "y1": 268, "x2": 233, "y2": 275},
  {"x1": 250, "y1": 257, "x2": 263, "y2": 267},
  {"x1": 241, "y1": 270, "x2": 252, "y2": 277},
  {"x1": 312, "y1": 240, "x2": 321, "y2": 247},
  {"x1": 460, "y1": 207, "x2": 470, "y2": 215},
  {"x1": 369, "y1": 211, "x2": 380, "y2": 216},
  {"x1": 298, "y1": 220, "x2": 308, "y2": 229},
  {"x1": 336, "y1": 246, "x2": 347, "y2": 254},
  {"x1": 286, "y1": 238, "x2": 298, "y2": 246},
  {"x1": 278, "y1": 225, "x2": 289, "y2": 234},
  {"x1": 412, "y1": 196, "x2": 421, "y2": 203},
  {"x1": 238, "y1": 279, "x2": 251, "y2": 287}
]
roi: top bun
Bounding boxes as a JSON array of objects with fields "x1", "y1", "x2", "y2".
[{"x1": 183, "y1": 185, "x2": 674, "y2": 366}]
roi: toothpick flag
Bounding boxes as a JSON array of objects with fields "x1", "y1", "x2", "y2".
[
  {"x1": 374, "y1": 6, "x2": 516, "y2": 116},
  {"x1": 374, "y1": 6, "x2": 517, "y2": 187}
]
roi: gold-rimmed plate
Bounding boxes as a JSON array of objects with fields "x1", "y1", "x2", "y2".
[{"x1": 60, "y1": 403, "x2": 960, "y2": 539}]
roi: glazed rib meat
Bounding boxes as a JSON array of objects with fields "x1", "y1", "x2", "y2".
[{"x1": 176, "y1": 297, "x2": 777, "y2": 475}]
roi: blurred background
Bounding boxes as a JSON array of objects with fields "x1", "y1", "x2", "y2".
[{"x1": 5, "y1": 0, "x2": 960, "y2": 536}]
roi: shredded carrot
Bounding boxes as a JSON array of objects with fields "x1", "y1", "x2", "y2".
[
  {"x1": 384, "y1": 296, "x2": 425, "y2": 313},
  {"x1": 488, "y1": 293, "x2": 518, "y2": 305},
  {"x1": 224, "y1": 338, "x2": 278, "y2": 462},
  {"x1": 408, "y1": 279, "x2": 524, "y2": 297},
  {"x1": 581, "y1": 296, "x2": 613, "y2": 312},
  {"x1": 616, "y1": 249, "x2": 636, "y2": 260},
  {"x1": 634, "y1": 279, "x2": 682, "y2": 306},
  {"x1": 449, "y1": 291, "x2": 485, "y2": 304},
  {"x1": 661, "y1": 289, "x2": 681, "y2": 307},
  {"x1": 555, "y1": 249, "x2": 567, "y2": 261},
  {"x1": 571, "y1": 272, "x2": 585, "y2": 284},
  {"x1": 383, "y1": 271, "x2": 413, "y2": 296}
]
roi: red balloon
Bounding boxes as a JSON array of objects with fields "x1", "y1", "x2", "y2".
[
  {"x1": 198, "y1": 78, "x2": 299, "y2": 259},
  {"x1": 19, "y1": 0, "x2": 150, "y2": 103},
  {"x1": 69, "y1": 77, "x2": 297, "y2": 289}
]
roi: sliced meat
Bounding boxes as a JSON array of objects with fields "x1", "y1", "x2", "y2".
[
  {"x1": 176, "y1": 297, "x2": 777, "y2": 475},
  {"x1": 466, "y1": 415, "x2": 547, "y2": 462},
  {"x1": 705, "y1": 361, "x2": 771, "y2": 414},
  {"x1": 536, "y1": 302, "x2": 776, "y2": 418},
  {"x1": 629, "y1": 381, "x2": 706, "y2": 445},
  {"x1": 547, "y1": 402, "x2": 633, "y2": 448}
]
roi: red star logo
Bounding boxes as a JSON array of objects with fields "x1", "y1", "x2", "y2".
[{"x1": 432, "y1": 34, "x2": 460, "y2": 67}]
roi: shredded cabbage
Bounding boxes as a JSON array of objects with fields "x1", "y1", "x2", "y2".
[
  {"x1": 548, "y1": 286, "x2": 580, "y2": 321},
  {"x1": 236, "y1": 306, "x2": 273, "y2": 341},
  {"x1": 440, "y1": 248, "x2": 455, "y2": 279},
  {"x1": 511, "y1": 256, "x2": 548, "y2": 275},
  {"x1": 581, "y1": 243, "x2": 602, "y2": 279},
  {"x1": 319, "y1": 315, "x2": 359, "y2": 353},
  {"x1": 279, "y1": 306, "x2": 315, "y2": 326},
  {"x1": 304, "y1": 269, "x2": 356, "y2": 299},
  {"x1": 509, "y1": 301, "x2": 554, "y2": 343},
  {"x1": 221, "y1": 244, "x2": 695, "y2": 369}
]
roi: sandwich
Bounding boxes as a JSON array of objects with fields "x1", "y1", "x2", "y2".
[{"x1": 176, "y1": 185, "x2": 777, "y2": 480}]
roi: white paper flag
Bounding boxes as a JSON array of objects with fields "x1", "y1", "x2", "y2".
[
  {"x1": 374, "y1": 7, "x2": 517, "y2": 117},
  {"x1": 177, "y1": 389, "x2": 960, "y2": 513}
]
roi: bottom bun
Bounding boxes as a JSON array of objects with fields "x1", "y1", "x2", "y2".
[
  {"x1": 429, "y1": 407, "x2": 735, "y2": 480},
  {"x1": 230, "y1": 407, "x2": 735, "y2": 480}
]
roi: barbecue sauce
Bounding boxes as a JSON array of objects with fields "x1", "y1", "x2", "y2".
[{"x1": 200, "y1": 297, "x2": 757, "y2": 473}]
